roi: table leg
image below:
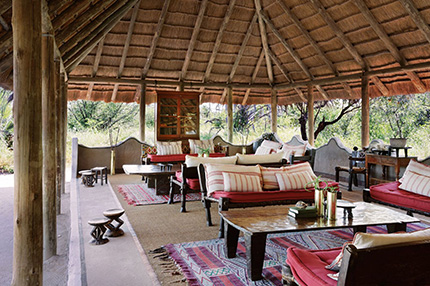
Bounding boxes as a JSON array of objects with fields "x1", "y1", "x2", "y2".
[
  {"x1": 154, "y1": 175, "x2": 170, "y2": 195},
  {"x1": 224, "y1": 223, "x2": 239, "y2": 258},
  {"x1": 245, "y1": 233, "x2": 268, "y2": 281},
  {"x1": 387, "y1": 223, "x2": 406, "y2": 233},
  {"x1": 353, "y1": 225, "x2": 367, "y2": 234}
]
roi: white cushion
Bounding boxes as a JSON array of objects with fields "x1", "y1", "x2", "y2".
[
  {"x1": 399, "y1": 171, "x2": 430, "y2": 197},
  {"x1": 189, "y1": 139, "x2": 215, "y2": 154},
  {"x1": 259, "y1": 162, "x2": 316, "y2": 190},
  {"x1": 205, "y1": 164, "x2": 261, "y2": 196},
  {"x1": 279, "y1": 143, "x2": 307, "y2": 160},
  {"x1": 222, "y1": 172, "x2": 263, "y2": 192},
  {"x1": 255, "y1": 146, "x2": 273, "y2": 155},
  {"x1": 400, "y1": 160, "x2": 430, "y2": 183},
  {"x1": 156, "y1": 141, "x2": 182, "y2": 155},
  {"x1": 236, "y1": 152, "x2": 284, "y2": 165},
  {"x1": 184, "y1": 155, "x2": 237, "y2": 167},
  {"x1": 261, "y1": 140, "x2": 282, "y2": 150},
  {"x1": 276, "y1": 171, "x2": 314, "y2": 191}
]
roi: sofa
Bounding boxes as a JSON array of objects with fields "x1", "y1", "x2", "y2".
[{"x1": 363, "y1": 159, "x2": 430, "y2": 216}]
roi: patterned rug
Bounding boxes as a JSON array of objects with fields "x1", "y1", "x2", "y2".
[
  {"x1": 164, "y1": 223, "x2": 428, "y2": 286},
  {"x1": 117, "y1": 184, "x2": 201, "y2": 206}
]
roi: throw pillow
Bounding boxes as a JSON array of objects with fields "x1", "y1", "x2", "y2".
[
  {"x1": 279, "y1": 143, "x2": 307, "y2": 160},
  {"x1": 400, "y1": 160, "x2": 430, "y2": 183},
  {"x1": 156, "y1": 141, "x2": 182, "y2": 155},
  {"x1": 255, "y1": 146, "x2": 273, "y2": 155},
  {"x1": 260, "y1": 139, "x2": 282, "y2": 150},
  {"x1": 259, "y1": 166, "x2": 285, "y2": 190},
  {"x1": 236, "y1": 152, "x2": 284, "y2": 165},
  {"x1": 189, "y1": 139, "x2": 215, "y2": 154},
  {"x1": 283, "y1": 162, "x2": 317, "y2": 178},
  {"x1": 184, "y1": 155, "x2": 237, "y2": 167},
  {"x1": 399, "y1": 171, "x2": 430, "y2": 197},
  {"x1": 222, "y1": 172, "x2": 263, "y2": 192},
  {"x1": 275, "y1": 171, "x2": 314, "y2": 191},
  {"x1": 205, "y1": 164, "x2": 262, "y2": 196}
]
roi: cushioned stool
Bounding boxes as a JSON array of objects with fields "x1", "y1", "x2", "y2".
[
  {"x1": 91, "y1": 166, "x2": 108, "y2": 185},
  {"x1": 103, "y1": 208, "x2": 125, "y2": 237},
  {"x1": 88, "y1": 218, "x2": 110, "y2": 245}
]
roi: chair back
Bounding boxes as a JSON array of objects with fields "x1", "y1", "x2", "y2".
[{"x1": 197, "y1": 163, "x2": 208, "y2": 197}]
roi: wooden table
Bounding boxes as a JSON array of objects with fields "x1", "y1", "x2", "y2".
[
  {"x1": 365, "y1": 154, "x2": 416, "y2": 187},
  {"x1": 122, "y1": 164, "x2": 179, "y2": 195},
  {"x1": 220, "y1": 202, "x2": 419, "y2": 281}
]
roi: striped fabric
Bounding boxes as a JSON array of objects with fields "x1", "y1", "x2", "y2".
[
  {"x1": 156, "y1": 141, "x2": 182, "y2": 155},
  {"x1": 276, "y1": 171, "x2": 314, "y2": 191},
  {"x1": 400, "y1": 160, "x2": 430, "y2": 183},
  {"x1": 259, "y1": 162, "x2": 316, "y2": 190},
  {"x1": 279, "y1": 144, "x2": 307, "y2": 160},
  {"x1": 222, "y1": 172, "x2": 263, "y2": 192},
  {"x1": 205, "y1": 164, "x2": 262, "y2": 196},
  {"x1": 399, "y1": 171, "x2": 430, "y2": 197},
  {"x1": 189, "y1": 139, "x2": 215, "y2": 154}
]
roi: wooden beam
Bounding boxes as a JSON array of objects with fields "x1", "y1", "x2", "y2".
[
  {"x1": 0, "y1": 15, "x2": 10, "y2": 31},
  {"x1": 142, "y1": 0, "x2": 171, "y2": 79},
  {"x1": 86, "y1": 37, "x2": 105, "y2": 100},
  {"x1": 54, "y1": 60, "x2": 62, "y2": 214},
  {"x1": 12, "y1": 0, "x2": 43, "y2": 284},
  {"x1": 227, "y1": 87, "x2": 233, "y2": 142},
  {"x1": 180, "y1": 0, "x2": 208, "y2": 81},
  {"x1": 399, "y1": 0, "x2": 430, "y2": 44},
  {"x1": 48, "y1": 0, "x2": 70, "y2": 16},
  {"x1": 0, "y1": 31, "x2": 13, "y2": 55},
  {"x1": 242, "y1": 50, "x2": 265, "y2": 105},
  {"x1": 52, "y1": 0, "x2": 91, "y2": 31},
  {"x1": 254, "y1": 0, "x2": 273, "y2": 83},
  {"x1": 139, "y1": 83, "x2": 146, "y2": 141},
  {"x1": 371, "y1": 76, "x2": 389, "y2": 96},
  {"x1": 361, "y1": 75, "x2": 369, "y2": 148},
  {"x1": 0, "y1": 53, "x2": 13, "y2": 74},
  {"x1": 0, "y1": 1, "x2": 11, "y2": 15},
  {"x1": 271, "y1": 89, "x2": 277, "y2": 133},
  {"x1": 353, "y1": 0, "x2": 425, "y2": 93},
  {"x1": 60, "y1": 75, "x2": 68, "y2": 194},
  {"x1": 307, "y1": 85, "x2": 314, "y2": 146},
  {"x1": 204, "y1": 0, "x2": 236, "y2": 81}
]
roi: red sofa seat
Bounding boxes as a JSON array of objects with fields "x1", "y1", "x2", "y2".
[
  {"x1": 174, "y1": 170, "x2": 200, "y2": 190},
  {"x1": 286, "y1": 246, "x2": 341, "y2": 286},
  {"x1": 147, "y1": 153, "x2": 225, "y2": 163},
  {"x1": 369, "y1": 181, "x2": 430, "y2": 213}
]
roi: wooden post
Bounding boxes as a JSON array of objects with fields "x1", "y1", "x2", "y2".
[
  {"x1": 42, "y1": 32, "x2": 57, "y2": 259},
  {"x1": 12, "y1": 0, "x2": 44, "y2": 284},
  {"x1": 307, "y1": 84, "x2": 315, "y2": 146},
  {"x1": 361, "y1": 75, "x2": 370, "y2": 148},
  {"x1": 271, "y1": 89, "x2": 277, "y2": 133},
  {"x1": 55, "y1": 59, "x2": 62, "y2": 215},
  {"x1": 139, "y1": 83, "x2": 146, "y2": 142},
  {"x1": 227, "y1": 87, "x2": 233, "y2": 142},
  {"x1": 61, "y1": 75, "x2": 68, "y2": 192}
]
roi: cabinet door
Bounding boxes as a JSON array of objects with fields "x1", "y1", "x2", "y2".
[
  {"x1": 179, "y1": 97, "x2": 198, "y2": 136},
  {"x1": 159, "y1": 97, "x2": 179, "y2": 137}
]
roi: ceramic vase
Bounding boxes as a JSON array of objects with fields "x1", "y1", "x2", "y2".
[
  {"x1": 327, "y1": 191, "x2": 337, "y2": 220},
  {"x1": 314, "y1": 189, "x2": 324, "y2": 217},
  {"x1": 110, "y1": 149, "x2": 116, "y2": 175}
]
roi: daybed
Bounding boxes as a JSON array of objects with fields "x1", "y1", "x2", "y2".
[
  {"x1": 363, "y1": 160, "x2": 430, "y2": 216},
  {"x1": 283, "y1": 228, "x2": 430, "y2": 286}
]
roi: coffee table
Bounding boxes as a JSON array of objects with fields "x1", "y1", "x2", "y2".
[
  {"x1": 122, "y1": 164, "x2": 179, "y2": 195},
  {"x1": 219, "y1": 202, "x2": 420, "y2": 281}
]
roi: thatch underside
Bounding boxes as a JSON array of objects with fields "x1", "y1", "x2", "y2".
[{"x1": 1, "y1": 0, "x2": 430, "y2": 104}]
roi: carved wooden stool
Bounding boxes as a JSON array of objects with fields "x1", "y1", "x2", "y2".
[
  {"x1": 91, "y1": 166, "x2": 108, "y2": 185},
  {"x1": 78, "y1": 170, "x2": 92, "y2": 184},
  {"x1": 88, "y1": 218, "x2": 110, "y2": 245},
  {"x1": 103, "y1": 208, "x2": 125, "y2": 237},
  {"x1": 80, "y1": 171, "x2": 96, "y2": 187}
]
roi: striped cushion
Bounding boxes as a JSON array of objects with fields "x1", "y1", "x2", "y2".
[
  {"x1": 260, "y1": 162, "x2": 316, "y2": 190},
  {"x1": 189, "y1": 139, "x2": 215, "y2": 154},
  {"x1": 276, "y1": 171, "x2": 314, "y2": 191},
  {"x1": 156, "y1": 141, "x2": 182, "y2": 155},
  {"x1": 399, "y1": 171, "x2": 430, "y2": 197},
  {"x1": 205, "y1": 164, "x2": 262, "y2": 196},
  {"x1": 400, "y1": 160, "x2": 430, "y2": 183},
  {"x1": 222, "y1": 172, "x2": 263, "y2": 192},
  {"x1": 280, "y1": 144, "x2": 307, "y2": 160}
]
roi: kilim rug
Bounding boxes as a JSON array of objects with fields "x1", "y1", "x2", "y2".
[
  {"x1": 164, "y1": 223, "x2": 429, "y2": 286},
  {"x1": 117, "y1": 184, "x2": 201, "y2": 206}
]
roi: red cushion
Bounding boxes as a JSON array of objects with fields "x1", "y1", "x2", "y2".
[
  {"x1": 286, "y1": 247, "x2": 341, "y2": 286},
  {"x1": 148, "y1": 154, "x2": 187, "y2": 162},
  {"x1": 370, "y1": 181, "x2": 430, "y2": 213},
  {"x1": 210, "y1": 189, "x2": 315, "y2": 203},
  {"x1": 186, "y1": 178, "x2": 200, "y2": 190},
  {"x1": 175, "y1": 170, "x2": 183, "y2": 182},
  {"x1": 188, "y1": 153, "x2": 226, "y2": 158}
]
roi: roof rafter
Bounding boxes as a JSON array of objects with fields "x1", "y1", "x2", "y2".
[
  {"x1": 353, "y1": 0, "x2": 425, "y2": 93},
  {"x1": 0, "y1": 2, "x2": 11, "y2": 15},
  {"x1": 86, "y1": 37, "x2": 105, "y2": 100},
  {"x1": 141, "y1": 0, "x2": 171, "y2": 79},
  {"x1": 111, "y1": 1, "x2": 140, "y2": 102},
  {"x1": 51, "y1": 0, "x2": 91, "y2": 31},
  {"x1": 0, "y1": 15, "x2": 10, "y2": 31},
  {"x1": 254, "y1": 0, "x2": 273, "y2": 83},
  {"x1": 242, "y1": 49, "x2": 265, "y2": 105},
  {"x1": 399, "y1": 0, "x2": 430, "y2": 44}
]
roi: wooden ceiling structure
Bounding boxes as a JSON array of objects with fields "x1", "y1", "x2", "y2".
[{"x1": 2, "y1": 0, "x2": 430, "y2": 105}]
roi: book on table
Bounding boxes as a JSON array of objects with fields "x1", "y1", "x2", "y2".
[{"x1": 289, "y1": 206, "x2": 317, "y2": 214}]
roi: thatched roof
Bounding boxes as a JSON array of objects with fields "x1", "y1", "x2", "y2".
[{"x1": 1, "y1": 0, "x2": 430, "y2": 105}]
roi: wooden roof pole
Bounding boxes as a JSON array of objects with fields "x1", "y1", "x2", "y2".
[
  {"x1": 254, "y1": 0, "x2": 273, "y2": 83},
  {"x1": 0, "y1": 2, "x2": 11, "y2": 15},
  {"x1": 111, "y1": 1, "x2": 140, "y2": 102},
  {"x1": 0, "y1": 15, "x2": 10, "y2": 31},
  {"x1": 141, "y1": 0, "x2": 171, "y2": 79},
  {"x1": 271, "y1": 88, "x2": 278, "y2": 133},
  {"x1": 12, "y1": 0, "x2": 43, "y2": 284},
  {"x1": 242, "y1": 50, "x2": 265, "y2": 105},
  {"x1": 86, "y1": 37, "x2": 105, "y2": 100},
  {"x1": 309, "y1": 0, "x2": 389, "y2": 97},
  {"x1": 227, "y1": 87, "x2": 233, "y2": 142},
  {"x1": 51, "y1": 0, "x2": 93, "y2": 31},
  {"x1": 399, "y1": 0, "x2": 430, "y2": 44},
  {"x1": 307, "y1": 85, "x2": 315, "y2": 146},
  {"x1": 139, "y1": 84, "x2": 146, "y2": 141},
  {"x1": 353, "y1": 0, "x2": 425, "y2": 93},
  {"x1": 361, "y1": 75, "x2": 370, "y2": 148}
]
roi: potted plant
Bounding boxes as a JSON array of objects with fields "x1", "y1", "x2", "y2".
[{"x1": 197, "y1": 146, "x2": 210, "y2": 157}]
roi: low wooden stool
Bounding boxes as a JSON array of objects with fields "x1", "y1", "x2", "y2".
[
  {"x1": 103, "y1": 208, "x2": 125, "y2": 237},
  {"x1": 92, "y1": 166, "x2": 108, "y2": 185},
  {"x1": 78, "y1": 170, "x2": 92, "y2": 184},
  {"x1": 80, "y1": 171, "x2": 96, "y2": 187},
  {"x1": 88, "y1": 218, "x2": 110, "y2": 245}
]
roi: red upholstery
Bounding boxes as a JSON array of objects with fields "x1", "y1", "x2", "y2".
[
  {"x1": 210, "y1": 189, "x2": 314, "y2": 203},
  {"x1": 148, "y1": 153, "x2": 225, "y2": 163},
  {"x1": 286, "y1": 247, "x2": 341, "y2": 286},
  {"x1": 370, "y1": 181, "x2": 430, "y2": 213},
  {"x1": 174, "y1": 171, "x2": 200, "y2": 190}
]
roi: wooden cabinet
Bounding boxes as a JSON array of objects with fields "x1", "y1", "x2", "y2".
[{"x1": 155, "y1": 90, "x2": 200, "y2": 141}]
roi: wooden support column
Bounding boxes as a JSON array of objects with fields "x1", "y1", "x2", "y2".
[
  {"x1": 42, "y1": 32, "x2": 57, "y2": 259},
  {"x1": 55, "y1": 59, "x2": 62, "y2": 215},
  {"x1": 227, "y1": 87, "x2": 233, "y2": 143},
  {"x1": 361, "y1": 75, "x2": 370, "y2": 148},
  {"x1": 307, "y1": 85, "x2": 315, "y2": 146},
  {"x1": 139, "y1": 83, "x2": 146, "y2": 142},
  {"x1": 60, "y1": 73, "x2": 67, "y2": 196},
  {"x1": 271, "y1": 89, "x2": 277, "y2": 133},
  {"x1": 12, "y1": 0, "x2": 43, "y2": 284}
]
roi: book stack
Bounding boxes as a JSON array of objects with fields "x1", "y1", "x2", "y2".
[{"x1": 288, "y1": 206, "x2": 317, "y2": 218}]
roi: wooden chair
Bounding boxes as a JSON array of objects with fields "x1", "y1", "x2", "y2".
[
  {"x1": 168, "y1": 163, "x2": 200, "y2": 213},
  {"x1": 335, "y1": 156, "x2": 366, "y2": 191}
]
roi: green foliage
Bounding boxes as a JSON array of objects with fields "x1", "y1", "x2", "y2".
[{"x1": 0, "y1": 88, "x2": 13, "y2": 150}]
